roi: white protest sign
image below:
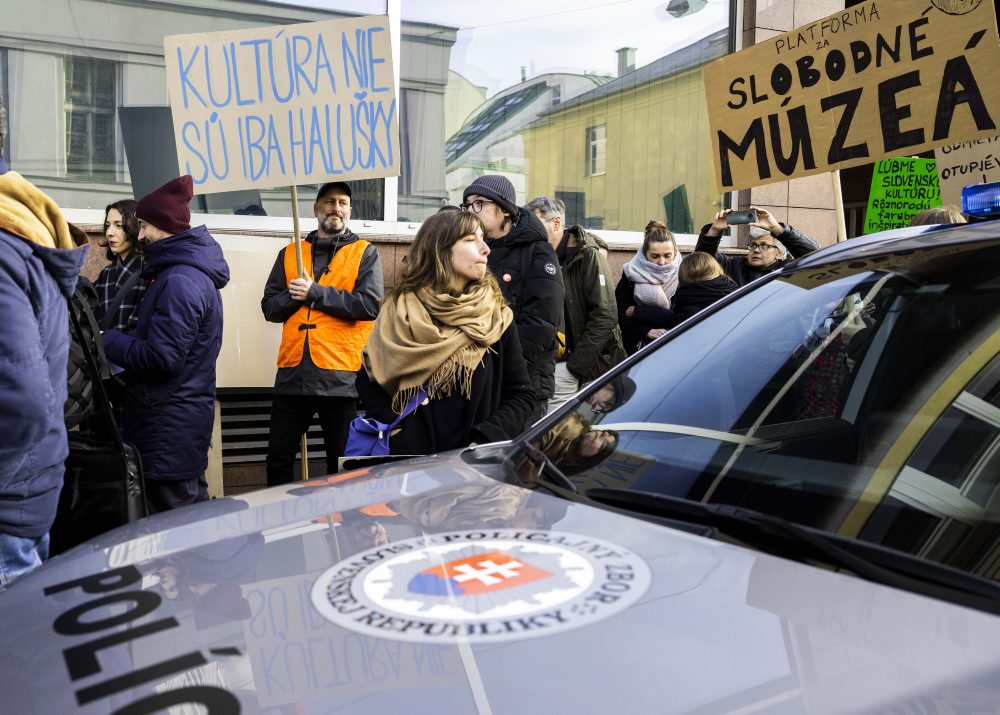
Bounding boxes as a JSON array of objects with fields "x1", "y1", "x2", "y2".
[
  {"x1": 164, "y1": 16, "x2": 399, "y2": 194},
  {"x1": 934, "y1": 135, "x2": 1000, "y2": 205}
]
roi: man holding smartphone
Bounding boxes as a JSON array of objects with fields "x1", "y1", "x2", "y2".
[{"x1": 695, "y1": 206, "x2": 819, "y2": 286}]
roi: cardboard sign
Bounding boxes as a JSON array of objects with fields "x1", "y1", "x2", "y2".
[
  {"x1": 164, "y1": 16, "x2": 399, "y2": 194},
  {"x1": 703, "y1": 0, "x2": 1000, "y2": 192},
  {"x1": 864, "y1": 157, "x2": 941, "y2": 232},
  {"x1": 934, "y1": 134, "x2": 1000, "y2": 205}
]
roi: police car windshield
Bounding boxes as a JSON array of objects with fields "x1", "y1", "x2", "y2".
[{"x1": 522, "y1": 235, "x2": 1000, "y2": 586}]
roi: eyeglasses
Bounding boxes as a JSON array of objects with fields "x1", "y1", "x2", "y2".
[
  {"x1": 591, "y1": 399, "x2": 615, "y2": 413},
  {"x1": 746, "y1": 242, "x2": 777, "y2": 252},
  {"x1": 460, "y1": 199, "x2": 494, "y2": 213}
]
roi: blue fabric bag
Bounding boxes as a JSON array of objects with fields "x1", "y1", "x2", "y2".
[{"x1": 345, "y1": 389, "x2": 427, "y2": 457}]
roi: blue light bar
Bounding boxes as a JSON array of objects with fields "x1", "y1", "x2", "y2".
[{"x1": 962, "y1": 181, "x2": 1000, "y2": 219}]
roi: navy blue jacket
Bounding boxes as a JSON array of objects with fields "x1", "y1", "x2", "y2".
[
  {"x1": 0, "y1": 230, "x2": 86, "y2": 538},
  {"x1": 103, "y1": 226, "x2": 230, "y2": 482}
]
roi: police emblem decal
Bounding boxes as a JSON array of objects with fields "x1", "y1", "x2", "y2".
[{"x1": 311, "y1": 531, "x2": 651, "y2": 643}]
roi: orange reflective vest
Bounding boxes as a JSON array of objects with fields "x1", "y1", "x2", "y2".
[{"x1": 276, "y1": 239, "x2": 373, "y2": 371}]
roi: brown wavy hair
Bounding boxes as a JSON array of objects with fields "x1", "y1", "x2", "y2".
[
  {"x1": 393, "y1": 209, "x2": 504, "y2": 300},
  {"x1": 642, "y1": 219, "x2": 676, "y2": 257}
]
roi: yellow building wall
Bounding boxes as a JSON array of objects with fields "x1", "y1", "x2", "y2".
[{"x1": 524, "y1": 66, "x2": 718, "y2": 233}]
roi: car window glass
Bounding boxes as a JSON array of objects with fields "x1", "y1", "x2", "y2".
[{"x1": 523, "y1": 239, "x2": 1000, "y2": 580}]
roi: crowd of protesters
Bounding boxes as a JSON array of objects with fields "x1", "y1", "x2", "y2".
[{"x1": 2, "y1": 94, "x2": 836, "y2": 585}]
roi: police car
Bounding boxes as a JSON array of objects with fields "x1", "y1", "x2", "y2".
[{"x1": 3, "y1": 188, "x2": 1000, "y2": 713}]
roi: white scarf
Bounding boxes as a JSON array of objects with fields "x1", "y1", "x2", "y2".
[{"x1": 622, "y1": 248, "x2": 681, "y2": 309}]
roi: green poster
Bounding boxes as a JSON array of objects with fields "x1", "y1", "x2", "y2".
[{"x1": 864, "y1": 158, "x2": 942, "y2": 234}]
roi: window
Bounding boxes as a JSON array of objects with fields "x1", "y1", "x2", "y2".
[
  {"x1": 64, "y1": 57, "x2": 117, "y2": 180},
  {"x1": 1, "y1": 47, "x2": 9, "y2": 163},
  {"x1": 585, "y1": 124, "x2": 606, "y2": 176},
  {"x1": 525, "y1": 236, "x2": 1000, "y2": 581}
]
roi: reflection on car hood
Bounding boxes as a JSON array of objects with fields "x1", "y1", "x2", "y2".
[{"x1": 3, "y1": 454, "x2": 1000, "y2": 713}]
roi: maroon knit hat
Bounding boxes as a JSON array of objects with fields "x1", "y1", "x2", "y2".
[{"x1": 136, "y1": 175, "x2": 194, "y2": 235}]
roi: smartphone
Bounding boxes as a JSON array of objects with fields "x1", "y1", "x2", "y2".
[{"x1": 726, "y1": 209, "x2": 758, "y2": 225}]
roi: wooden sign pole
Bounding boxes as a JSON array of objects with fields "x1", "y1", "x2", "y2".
[{"x1": 290, "y1": 185, "x2": 309, "y2": 480}]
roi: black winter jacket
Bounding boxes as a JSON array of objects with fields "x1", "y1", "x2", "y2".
[
  {"x1": 356, "y1": 324, "x2": 535, "y2": 455},
  {"x1": 615, "y1": 275, "x2": 673, "y2": 356},
  {"x1": 670, "y1": 276, "x2": 738, "y2": 325},
  {"x1": 694, "y1": 223, "x2": 819, "y2": 286},
  {"x1": 486, "y1": 208, "x2": 564, "y2": 403}
]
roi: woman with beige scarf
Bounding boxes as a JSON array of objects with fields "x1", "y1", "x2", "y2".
[{"x1": 356, "y1": 210, "x2": 535, "y2": 455}]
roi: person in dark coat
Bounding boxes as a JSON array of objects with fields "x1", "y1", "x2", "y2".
[
  {"x1": 94, "y1": 199, "x2": 146, "y2": 333},
  {"x1": 615, "y1": 220, "x2": 682, "y2": 355},
  {"x1": 0, "y1": 105, "x2": 88, "y2": 584},
  {"x1": 526, "y1": 196, "x2": 626, "y2": 415},
  {"x1": 462, "y1": 175, "x2": 563, "y2": 422},
  {"x1": 695, "y1": 206, "x2": 819, "y2": 287},
  {"x1": 669, "y1": 251, "x2": 738, "y2": 325},
  {"x1": 102, "y1": 175, "x2": 230, "y2": 513},
  {"x1": 356, "y1": 210, "x2": 534, "y2": 455}
]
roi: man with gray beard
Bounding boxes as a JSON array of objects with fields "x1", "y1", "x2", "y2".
[{"x1": 261, "y1": 182, "x2": 383, "y2": 484}]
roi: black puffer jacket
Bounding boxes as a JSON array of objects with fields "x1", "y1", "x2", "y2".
[
  {"x1": 669, "y1": 276, "x2": 738, "y2": 325},
  {"x1": 486, "y1": 208, "x2": 564, "y2": 405},
  {"x1": 695, "y1": 223, "x2": 819, "y2": 286}
]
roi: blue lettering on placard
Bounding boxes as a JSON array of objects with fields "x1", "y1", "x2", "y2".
[
  {"x1": 288, "y1": 108, "x2": 307, "y2": 176},
  {"x1": 267, "y1": 31, "x2": 295, "y2": 104},
  {"x1": 314, "y1": 35, "x2": 337, "y2": 94},
  {"x1": 243, "y1": 115, "x2": 268, "y2": 181},
  {"x1": 341, "y1": 30, "x2": 368, "y2": 95},
  {"x1": 178, "y1": 24, "x2": 397, "y2": 185},
  {"x1": 374, "y1": 98, "x2": 396, "y2": 166},
  {"x1": 312, "y1": 105, "x2": 335, "y2": 174},
  {"x1": 230, "y1": 42, "x2": 255, "y2": 107},
  {"x1": 205, "y1": 111, "x2": 230, "y2": 180},
  {"x1": 240, "y1": 38, "x2": 269, "y2": 103},
  {"x1": 181, "y1": 121, "x2": 208, "y2": 183},
  {"x1": 177, "y1": 46, "x2": 207, "y2": 110},
  {"x1": 367, "y1": 27, "x2": 388, "y2": 93},
  {"x1": 336, "y1": 104, "x2": 358, "y2": 172},
  {"x1": 205, "y1": 45, "x2": 232, "y2": 108},
  {"x1": 292, "y1": 35, "x2": 316, "y2": 94}
]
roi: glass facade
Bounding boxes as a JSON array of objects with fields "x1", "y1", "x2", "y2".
[{"x1": 0, "y1": 0, "x2": 731, "y2": 232}]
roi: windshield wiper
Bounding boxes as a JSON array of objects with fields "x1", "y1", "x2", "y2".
[{"x1": 587, "y1": 487, "x2": 1000, "y2": 616}]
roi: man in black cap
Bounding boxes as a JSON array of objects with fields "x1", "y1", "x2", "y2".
[
  {"x1": 262, "y1": 181, "x2": 383, "y2": 484},
  {"x1": 462, "y1": 175, "x2": 564, "y2": 423}
]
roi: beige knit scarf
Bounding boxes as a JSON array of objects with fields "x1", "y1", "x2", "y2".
[
  {"x1": 363, "y1": 282, "x2": 512, "y2": 414},
  {"x1": 0, "y1": 170, "x2": 86, "y2": 249}
]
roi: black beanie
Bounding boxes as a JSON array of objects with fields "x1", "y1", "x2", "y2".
[
  {"x1": 463, "y1": 175, "x2": 518, "y2": 216},
  {"x1": 136, "y1": 175, "x2": 193, "y2": 236}
]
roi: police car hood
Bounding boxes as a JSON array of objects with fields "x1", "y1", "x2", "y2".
[{"x1": 4, "y1": 454, "x2": 1000, "y2": 713}]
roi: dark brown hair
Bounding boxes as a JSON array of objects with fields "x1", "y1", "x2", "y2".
[
  {"x1": 393, "y1": 210, "x2": 503, "y2": 300},
  {"x1": 642, "y1": 219, "x2": 676, "y2": 258}
]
